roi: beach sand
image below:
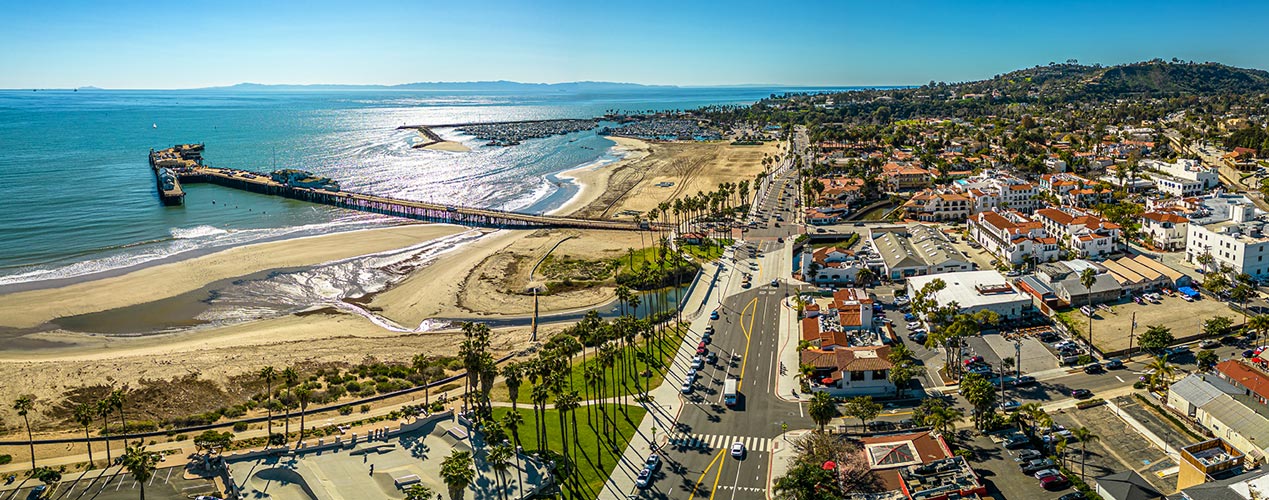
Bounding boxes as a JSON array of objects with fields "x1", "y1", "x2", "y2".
[
  {"x1": 423, "y1": 140, "x2": 472, "y2": 152},
  {"x1": 0, "y1": 224, "x2": 469, "y2": 329},
  {"x1": 551, "y1": 136, "x2": 651, "y2": 216}
]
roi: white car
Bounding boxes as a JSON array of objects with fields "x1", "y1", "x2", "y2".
[
  {"x1": 1034, "y1": 468, "x2": 1061, "y2": 480},
  {"x1": 730, "y1": 442, "x2": 746, "y2": 458},
  {"x1": 680, "y1": 382, "x2": 693, "y2": 394}
]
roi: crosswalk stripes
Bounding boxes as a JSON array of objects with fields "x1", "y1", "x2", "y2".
[{"x1": 695, "y1": 433, "x2": 772, "y2": 452}]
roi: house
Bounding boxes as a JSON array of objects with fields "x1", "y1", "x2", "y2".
[
  {"x1": 1155, "y1": 173, "x2": 1207, "y2": 197},
  {"x1": 881, "y1": 162, "x2": 932, "y2": 191},
  {"x1": 818, "y1": 177, "x2": 865, "y2": 205},
  {"x1": 800, "y1": 346, "x2": 894, "y2": 397},
  {"x1": 1141, "y1": 211, "x2": 1189, "y2": 251},
  {"x1": 968, "y1": 210, "x2": 1059, "y2": 268},
  {"x1": 1215, "y1": 360, "x2": 1269, "y2": 407},
  {"x1": 805, "y1": 210, "x2": 841, "y2": 225},
  {"x1": 1095, "y1": 471, "x2": 1163, "y2": 500},
  {"x1": 869, "y1": 225, "x2": 973, "y2": 280},
  {"x1": 900, "y1": 189, "x2": 971, "y2": 222},
  {"x1": 906, "y1": 270, "x2": 1034, "y2": 320},
  {"x1": 1168, "y1": 374, "x2": 1242, "y2": 419},
  {"x1": 1034, "y1": 207, "x2": 1123, "y2": 258}
]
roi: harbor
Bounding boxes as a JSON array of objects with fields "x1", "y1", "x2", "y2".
[{"x1": 147, "y1": 144, "x2": 656, "y2": 231}]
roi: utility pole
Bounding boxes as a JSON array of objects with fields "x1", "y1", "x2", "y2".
[{"x1": 1127, "y1": 311, "x2": 1137, "y2": 360}]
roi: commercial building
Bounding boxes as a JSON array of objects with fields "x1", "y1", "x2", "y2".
[
  {"x1": 870, "y1": 225, "x2": 973, "y2": 281},
  {"x1": 1168, "y1": 373, "x2": 1243, "y2": 419},
  {"x1": 1195, "y1": 393, "x2": 1269, "y2": 465},
  {"x1": 1099, "y1": 254, "x2": 1189, "y2": 294},
  {"x1": 906, "y1": 270, "x2": 1034, "y2": 320},
  {"x1": 967, "y1": 210, "x2": 1058, "y2": 267},
  {"x1": 1186, "y1": 202, "x2": 1269, "y2": 278},
  {"x1": 1142, "y1": 158, "x2": 1221, "y2": 190},
  {"x1": 900, "y1": 189, "x2": 971, "y2": 222},
  {"x1": 1176, "y1": 469, "x2": 1269, "y2": 500},
  {"x1": 1095, "y1": 471, "x2": 1163, "y2": 500},
  {"x1": 1178, "y1": 439, "x2": 1245, "y2": 491},
  {"x1": 1155, "y1": 173, "x2": 1207, "y2": 197},
  {"x1": 800, "y1": 346, "x2": 894, "y2": 397},
  {"x1": 1035, "y1": 260, "x2": 1123, "y2": 306},
  {"x1": 896, "y1": 456, "x2": 986, "y2": 500}
]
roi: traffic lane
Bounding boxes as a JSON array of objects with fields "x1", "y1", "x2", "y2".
[
  {"x1": 1007, "y1": 368, "x2": 1136, "y2": 404},
  {"x1": 710, "y1": 449, "x2": 770, "y2": 500}
]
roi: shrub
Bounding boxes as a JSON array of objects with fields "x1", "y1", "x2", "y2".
[
  {"x1": 344, "y1": 381, "x2": 362, "y2": 393},
  {"x1": 174, "y1": 434, "x2": 187, "y2": 441},
  {"x1": 1076, "y1": 398, "x2": 1106, "y2": 410},
  {"x1": 222, "y1": 406, "x2": 247, "y2": 419},
  {"x1": 233, "y1": 422, "x2": 249, "y2": 432},
  {"x1": 339, "y1": 406, "x2": 354, "y2": 416},
  {"x1": 0, "y1": 454, "x2": 11, "y2": 465},
  {"x1": 360, "y1": 404, "x2": 371, "y2": 414}
]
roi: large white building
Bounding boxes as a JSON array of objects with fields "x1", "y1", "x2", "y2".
[
  {"x1": 1187, "y1": 202, "x2": 1269, "y2": 278},
  {"x1": 906, "y1": 270, "x2": 1034, "y2": 320},
  {"x1": 1155, "y1": 173, "x2": 1207, "y2": 197},
  {"x1": 1143, "y1": 158, "x2": 1220, "y2": 190},
  {"x1": 955, "y1": 171, "x2": 1040, "y2": 213},
  {"x1": 968, "y1": 210, "x2": 1059, "y2": 267},
  {"x1": 1141, "y1": 211, "x2": 1189, "y2": 251}
]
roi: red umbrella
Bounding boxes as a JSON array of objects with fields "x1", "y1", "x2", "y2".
[
  {"x1": 1253, "y1": 357, "x2": 1264, "y2": 364},
  {"x1": 821, "y1": 378, "x2": 834, "y2": 384},
  {"x1": 822, "y1": 460, "x2": 837, "y2": 470}
]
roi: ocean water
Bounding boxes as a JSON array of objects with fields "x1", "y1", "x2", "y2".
[{"x1": 0, "y1": 86, "x2": 845, "y2": 287}]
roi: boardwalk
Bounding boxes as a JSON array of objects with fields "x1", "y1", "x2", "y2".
[{"x1": 177, "y1": 167, "x2": 656, "y2": 231}]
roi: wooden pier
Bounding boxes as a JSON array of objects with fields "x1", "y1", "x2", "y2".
[{"x1": 152, "y1": 146, "x2": 655, "y2": 231}]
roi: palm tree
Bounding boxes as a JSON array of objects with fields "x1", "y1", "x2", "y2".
[
  {"x1": 121, "y1": 444, "x2": 159, "y2": 500},
  {"x1": 440, "y1": 449, "x2": 476, "y2": 500},
  {"x1": 487, "y1": 443, "x2": 513, "y2": 500},
  {"x1": 281, "y1": 367, "x2": 298, "y2": 439},
  {"x1": 259, "y1": 366, "x2": 278, "y2": 443},
  {"x1": 109, "y1": 388, "x2": 128, "y2": 446},
  {"x1": 501, "y1": 363, "x2": 523, "y2": 413},
  {"x1": 13, "y1": 395, "x2": 35, "y2": 471},
  {"x1": 413, "y1": 355, "x2": 433, "y2": 409},
  {"x1": 1146, "y1": 356, "x2": 1177, "y2": 389},
  {"x1": 1071, "y1": 426, "x2": 1100, "y2": 482},
  {"x1": 856, "y1": 267, "x2": 876, "y2": 287},
  {"x1": 1079, "y1": 267, "x2": 1097, "y2": 351},
  {"x1": 405, "y1": 484, "x2": 437, "y2": 500},
  {"x1": 97, "y1": 398, "x2": 114, "y2": 464},
  {"x1": 1249, "y1": 314, "x2": 1269, "y2": 348},
  {"x1": 74, "y1": 402, "x2": 96, "y2": 466},
  {"x1": 500, "y1": 411, "x2": 523, "y2": 450},
  {"x1": 295, "y1": 388, "x2": 312, "y2": 447},
  {"x1": 808, "y1": 392, "x2": 839, "y2": 432},
  {"x1": 925, "y1": 405, "x2": 964, "y2": 447}
]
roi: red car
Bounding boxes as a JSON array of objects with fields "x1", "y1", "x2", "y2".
[{"x1": 1040, "y1": 474, "x2": 1070, "y2": 491}]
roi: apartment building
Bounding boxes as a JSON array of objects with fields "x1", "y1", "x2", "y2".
[
  {"x1": 967, "y1": 210, "x2": 1059, "y2": 267},
  {"x1": 1034, "y1": 207, "x2": 1123, "y2": 258}
]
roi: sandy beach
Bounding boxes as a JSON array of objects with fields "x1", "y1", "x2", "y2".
[
  {"x1": 423, "y1": 140, "x2": 472, "y2": 152},
  {"x1": 0, "y1": 224, "x2": 469, "y2": 330},
  {"x1": 551, "y1": 136, "x2": 651, "y2": 216}
]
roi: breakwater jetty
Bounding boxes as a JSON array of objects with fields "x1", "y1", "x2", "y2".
[
  {"x1": 398, "y1": 118, "x2": 598, "y2": 147},
  {"x1": 147, "y1": 144, "x2": 655, "y2": 231}
]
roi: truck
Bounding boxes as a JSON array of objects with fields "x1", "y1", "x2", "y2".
[{"x1": 723, "y1": 378, "x2": 739, "y2": 407}]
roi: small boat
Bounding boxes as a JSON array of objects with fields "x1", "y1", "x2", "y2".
[{"x1": 152, "y1": 123, "x2": 157, "y2": 129}]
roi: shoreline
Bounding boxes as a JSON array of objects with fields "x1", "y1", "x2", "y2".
[{"x1": 551, "y1": 136, "x2": 651, "y2": 216}]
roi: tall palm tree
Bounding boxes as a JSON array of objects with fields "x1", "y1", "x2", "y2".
[
  {"x1": 13, "y1": 395, "x2": 35, "y2": 471},
  {"x1": 487, "y1": 443, "x2": 513, "y2": 500},
  {"x1": 1249, "y1": 314, "x2": 1269, "y2": 348},
  {"x1": 121, "y1": 444, "x2": 159, "y2": 500},
  {"x1": 281, "y1": 367, "x2": 298, "y2": 439},
  {"x1": 412, "y1": 355, "x2": 433, "y2": 409},
  {"x1": 109, "y1": 388, "x2": 128, "y2": 446},
  {"x1": 74, "y1": 402, "x2": 96, "y2": 466},
  {"x1": 1071, "y1": 427, "x2": 1100, "y2": 482},
  {"x1": 97, "y1": 398, "x2": 114, "y2": 464},
  {"x1": 259, "y1": 366, "x2": 278, "y2": 443},
  {"x1": 1080, "y1": 267, "x2": 1097, "y2": 351},
  {"x1": 295, "y1": 388, "x2": 312, "y2": 447},
  {"x1": 440, "y1": 450, "x2": 475, "y2": 500},
  {"x1": 500, "y1": 411, "x2": 523, "y2": 450},
  {"x1": 501, "y1": 363, "x2": 523, "y2": 413}
]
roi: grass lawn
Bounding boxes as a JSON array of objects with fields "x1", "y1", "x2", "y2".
[
  {"x1": 681, "y1": 241, "x2": 728, "y2": 262},
  {"x1": 494, "y1": 324, "x2": 687, "y2": 405},
  {"x1": 493, "y1": 404, "x2": 647, "y2": 499}
]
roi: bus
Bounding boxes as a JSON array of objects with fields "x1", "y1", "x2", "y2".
[{"x1": 723, "y1": 378, "x2": 738, "y2": 407}]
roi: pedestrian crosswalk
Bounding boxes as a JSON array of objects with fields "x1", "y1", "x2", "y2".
[{"x1": 670, "y1": 433, "x2": 772, "y2": 453}]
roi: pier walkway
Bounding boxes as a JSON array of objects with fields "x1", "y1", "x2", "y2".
[{"x1": 175, "y1": 166, "x2": 654, "y2": 230}]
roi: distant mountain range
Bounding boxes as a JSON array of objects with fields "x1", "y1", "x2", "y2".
[{"x1": 205, "y1": 80, "x2": 680, "y2": 91}]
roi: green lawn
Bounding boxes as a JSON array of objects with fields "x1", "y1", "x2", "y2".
[
  {"x1": 495, "y1": 325, "x2": 687, "y2": 405},
  {"x1": 493, "y1": 404, "x2": 647, "y2": 499},
  {"x1": 681, "y1": 241, "x2": 729, "y2": 262}
]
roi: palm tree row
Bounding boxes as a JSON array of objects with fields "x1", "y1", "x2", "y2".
[{"x1": 12, "y1": 386, "x2": 136, "y2": 474}]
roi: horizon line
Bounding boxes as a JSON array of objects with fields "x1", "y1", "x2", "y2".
[{"x1": 1, "y1": 81, "x2": 914, "y2": 92}]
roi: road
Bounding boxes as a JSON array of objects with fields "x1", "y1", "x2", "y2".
[{"x1": 630, "y1": 142, "x2": 811, "y2": 499}]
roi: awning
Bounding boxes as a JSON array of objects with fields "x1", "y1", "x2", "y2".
[
  {"x1": 1178, "y1": 286, "x2": 1199, "y2": 298},
  {"x1": 821, "y1": 378, "x2": 835, "y2": 384}
]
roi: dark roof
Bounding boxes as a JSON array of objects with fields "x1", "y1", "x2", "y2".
[
  {"x1": 1097, "y1": 471, "x2": 1163, "y2": 500},
  {"x1": 1177, "y1": 470, "x2": 1269, "y2": 500}
]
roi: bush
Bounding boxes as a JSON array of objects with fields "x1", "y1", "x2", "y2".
[
  {"x1": 344, "y1": 381, "x2": 362, "y2": 393},
  {"x1": 1076, "y1": 398, "x2": 1106, "y2": 410},
  {"x1": 0, "y1": 454, "x2": 11, "y2": 465},
  {"x1": 339, "y1": 406, "x2": 354, "y2": 416},
  {"x1": 233, "y1": 422, "x2": 249, "y2": 432},
  {"x1": 173, "y1": 434, "x2": 187, "y2": 441},
  {"x1": 222, "y1": 406, "x2": 247, "y2": 419},
  {"x1": 360, "y1": 404, "x2": 371, "y2": 414}
]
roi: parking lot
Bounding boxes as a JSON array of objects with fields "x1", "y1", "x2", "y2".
[
  {"x1": 0, "y1": 465, "x2": 217, "y2": 500},
  {"x1": 1078, "y1": 293, "x2": 1233, "y2": 353},
  {"x1": 1051, "y1": 401, "x2": 1180, "y2": 494}
]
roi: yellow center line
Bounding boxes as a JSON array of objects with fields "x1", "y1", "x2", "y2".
[
  {"x1": 708, "y1": 448, "x2": 729, "y2": 500},
  {"x1": 688, "y1": 448, "x2": 727, "y2": 500},
  {"x1": 737, "y1": 297, "x2": 758, "y2": 390}
]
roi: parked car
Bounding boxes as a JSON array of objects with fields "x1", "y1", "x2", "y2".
[
  {"x1": 1071, "y1": 388, "x2": 1093, "y2": 399},
  {"x1": 692, "y1": 356, "x2": 704, "y2": 369},
  {"x1": 645, "y1": 453, "x2": 661, "y2": 471},
  {"x1": 710, "y1": 310, "x2": 720, "y2": 320},
  {"x1": 1200, "y1": 339, "x2": 1221, "y2": 349},
  {"x1": 706, "y1": 351, "x2": 718, "y2": 364},
  {"x1": 1013, "y1": 375, "x2": 1037, "y2": 386},
  {"x1": 1222, "y1": 335, "x2": 1242, "y2": 345},
  {"x1": 1083, "y1": 363, "x2": 1104, "y2": 374},
  {"x1": 1034, "y1": 469, "x2": 1061, "y2": 480},
  {"x1": 1016, "y1": 449, "x2": 1043, "y2": 461},
  {"x1": 1040, "y1": 474, "x2": 1070, "y2": 491},
  {"x1": 1020, "y1": 458, "x2": 1056, "y2": 475},
  {"x1": 1003, "y1": 435, "x2": 1030, "y2": 449},
  {"x1": 680, "y1": 382, "x2": 693, "y2": 394},
  {"x1": 910, "y1": 332, "x2": 927, "y2": 343},
  {"x1": 1000, "y1": 400, "x2": 1022, "y2": 411},
  {"x1": 1058, "y1": 493, "x2": 1086, "y2": 500}
]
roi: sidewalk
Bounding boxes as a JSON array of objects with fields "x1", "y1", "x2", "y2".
[
  {"x1": 765, "y1": 429, "x2": 810, "y2": 494},
  {"x1": 597, "y1": 260, "x2": 731, "y2": 500},
  {"x1": 774, "y1": 296, "x2": 809, "y2": 403}
]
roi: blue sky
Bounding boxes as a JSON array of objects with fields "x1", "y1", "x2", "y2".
[{"x1": 3, "y1": 0, "x2": 1268, "y2": 89}]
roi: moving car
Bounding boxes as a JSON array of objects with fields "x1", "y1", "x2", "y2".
[
  {"x1": 635, "y1": 469, "x2": 652, "y2": 489},
  {"x1": 1083, "y1": 363, "x2": 1104, "y2": 374},
  {"x1": 730, "y1": 442, "x2": 746, "y2": 458},
  {"x1": 1013, "y1": 375, "x2": 1037, "y2": 386},
  {"x1": 1104, "y1": 358, "x2": 1124, "y2": 369},
  {"x1": 1200, "y1": 339, "x2": 1221, "y2": 349}
]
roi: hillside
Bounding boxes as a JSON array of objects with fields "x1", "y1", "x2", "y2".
[{"x1": 958, "y1": 60, "x2": 1269, "y2": 99}]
